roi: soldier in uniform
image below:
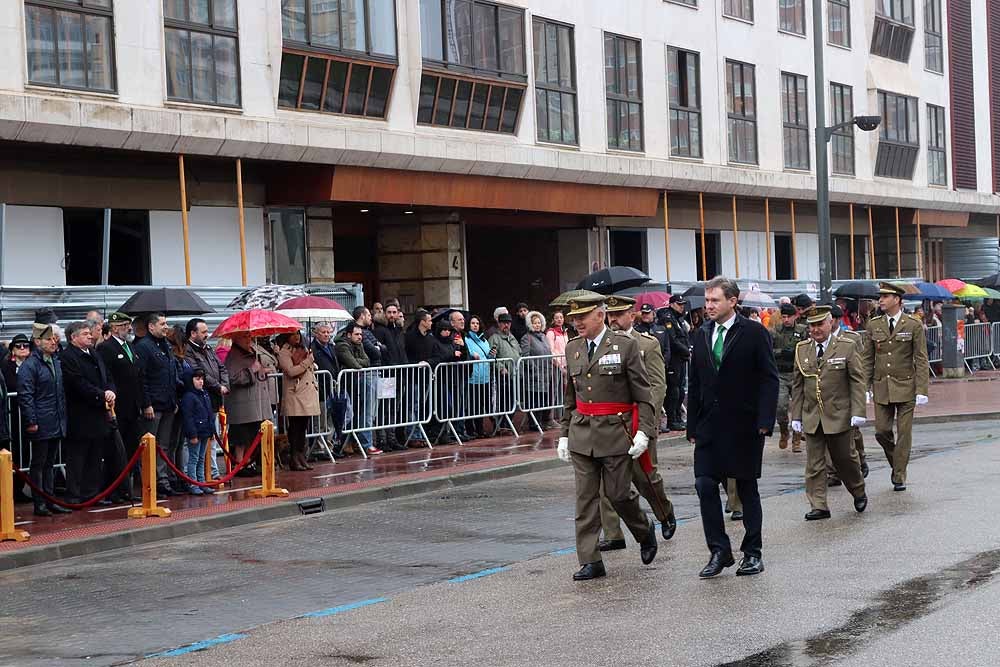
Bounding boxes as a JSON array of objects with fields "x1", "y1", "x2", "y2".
[
  {"x1": 661, "y1": 295, "x2": 690, "y2": 431},
  {"x1": 790, "y1": 306, "x2": 868, "y2": 520},
  {"x1": 557, "y1": 291, "x2": 659, "y2": 581},
  {"x1": 825, "y1": 303, "x2": 869, "y2": 483},
  {"x1": 771, "y1": 303, "x2": 808, "y2": 451},
  {"x1": 861, "y1": 282, "x2": 929, "y2": 491},
  {"x1": 598, "y1": 296, "x2": 677, "y2": 551}
]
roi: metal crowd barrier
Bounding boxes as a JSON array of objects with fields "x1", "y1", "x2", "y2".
[
  {"x1": 337, "y1": 362, "x2": 434, "y2": 457},
  {"x1": 963, "y1": 322, "x2": 996, "y2": 372},
  {"x1": 515, "y1": 355, "x2": 566, "y2": 432},
  {"x1": 432, "y1": 358, "x2": 518, "y2": 444},
  {"x1": 926, "y1": 325, "x2": 942, "y2": 376},
  {"x1": 269, "y1": 369, "x2": 338, "y2": 463},
  {"x1": 4, "y1": 391, "x2": 66, "y2": 476}
]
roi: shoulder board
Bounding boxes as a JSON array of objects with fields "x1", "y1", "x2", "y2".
[
  {"x1": 870, "y1": 315, "x2": 885, "y2": 321},
  {"x1": 795, "y1": 339, "x2": 811, "y2": 348},
  {"x1": 639, "y1": 331, "x2": 656, "y2": 340},
  {"x1": 613, "y1": 330, "x2": 631, "y2": 337},
  {"x1": 906, "y1": 314, "x2": 922, "y2": 323}
]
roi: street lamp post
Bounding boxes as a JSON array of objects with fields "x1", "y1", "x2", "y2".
[{"x1": 812, "y1": 0, "x2": 880, "y2": 304}]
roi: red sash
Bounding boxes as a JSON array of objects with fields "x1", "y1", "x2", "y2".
[{"x1": 574, "y1": 400, "x2": 652, "y2": 473}]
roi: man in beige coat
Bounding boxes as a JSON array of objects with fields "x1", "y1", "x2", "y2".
[
  {"x1": 556, "y1": 291, "x2": 658, "y2": 581},
  {"x1": 790, "y1": 306, "x2": 868, "y2": 520}
]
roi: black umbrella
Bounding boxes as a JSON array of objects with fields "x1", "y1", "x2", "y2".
[
  {"x1": 576, "y1": 266, "x2": 651, "y2": 295},
  {"x1": 833, "y1": 281, "x2": 879, "y2": 299},
  {"x1": 120, "y1": 288, "x2": 215, "y2": 316},
  {"x1": 970, "y1": 273, "x2": 1000, "y2": 289},
  {"x1": 432, "y1": 308, "x2": 471, "y2": 324}
]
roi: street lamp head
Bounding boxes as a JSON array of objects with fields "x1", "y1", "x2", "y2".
[{"x1": 854, "y1": 115, "x2": 881, "y2": 132}]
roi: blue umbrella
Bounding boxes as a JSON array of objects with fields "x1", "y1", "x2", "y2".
[{"x1": 908, "y1": 282, "x2": 953, "y2": 300}]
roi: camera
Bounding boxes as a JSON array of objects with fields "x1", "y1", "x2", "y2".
[{"x1": 854, "y1": 115, "x2": 881, "y2": 132}]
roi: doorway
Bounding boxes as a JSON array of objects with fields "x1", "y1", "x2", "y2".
[
  {"x1": 63, "y1": 209, "x2": 151, "y2": 285},
  {"x1": 609, "y1": 229, "x2": 647, "y2": 272}
]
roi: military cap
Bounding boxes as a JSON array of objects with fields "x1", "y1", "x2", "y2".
[
  {"x1": 669, "y1": 294, "x2": 687, "y2": 305},
  {"x1": 565, "y1": 290, "x2": 607, "y2": 316},
  {"x1": 108, "y1": 311, "x2": 133, "y2": 325},
  {"x1": 605, "y1": 295, "x2": 637, "y2": 313},
  {"x1": 793, "y1": 293, "x2": 814, "y2": 309},
  {"x1": 32, "y1": 322, "x2": 53, "y2": 340},
  {"x1": 829, "y1": 304, "x2": 844, "y2": 318},
  {"x1": 639, "y1": 303, "x2": 654, "y2": 313},
  {"x1": 779, "y1": 303, "x2": 797, "y2": 316},
  {"x1": 803, "y1": 305, "x2": 833, "y2": 324},
  {"x1": 878, "y1": 281, "x2": 905, "y2": 296}
]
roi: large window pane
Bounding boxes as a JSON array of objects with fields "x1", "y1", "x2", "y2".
[
  {"x1": 561, "y1": 92, "x2": 576, "y2": 143},
  {"x1": 214, "y1": 35, "x2": 239, "y2": 105},
  {"x1": 164, "y1": 0, "x2": 187, "y2": 21},
  {"x1": 85, "y1": 15, "x2": 114, "y2": 90},
  {"x1": 452, "y1": 79, "x2": 472, "y2": 126},
  {"x1": 56, "y1": 11, "x2": 86, "y2": 88},
  {"x1": 270, "y1": 211, "x2": 307, "y2": 285},
  {"x1": 213, "y1": 0, "x2": 237, "y2": 29},
  {"x1": 346, "y1": 63, "x2": 371, "y2": 115},
  {"x1": 498, "y1": 8, "x2": 523, "y2": 74},
  {"x1": 370, "y1": 0, "x2": 397, "y2": 56},
  {"x1": 324, "y1": 59, "x2": 349, "y2": 112},
  {"x1": 188, "y1": 0, "x2": 210, "y2": 25},
  {"x1": 484, "y1": 85, "x2": 503, "y2": 131},
  {"x1": 500, "y1": 86, "x2": 521, "y2": 133},
  {"x1": 605, "y1": 33, "x2": 642, "y2": 151},
  {"x1": 434, "y1": 76, "x2": 456, "y2": 124},
  {"x1": 190, "y1": 30, "x2": 215, "y2": 103},
  {"x1": 425, "y1": 0, "x2": 523, "y2": 78},
  {"x1": 300, "y1": 56, "x2": 327, "y2": 110},
  {"x1": 25, "y1": 6, "x2": 58, "y2": 84},
  {"x1": 450, "y1": 0, "x2": 474, "y2": 66},
  {"x1": 164, "y1": 28, "x2": 192, "y2": 99},
  {"x1": 533, "y1": 17, "x2": 577, "y2": 145},
  {"x1": 312, "y1": 1, "x2": 340, "y2": 48},
  {"x1": 278, "y1": 52, "x2": 305, "y2": 106},
  {"x1": 366, "y1": 66, "x2": 393, "y2": 117},
  {"x1": 165, "y1": 0, "x2": 240, "y2": 106},
  {"x1": 469, "y1": 82, "x2": 487, "y2": 128},
  {"x1": 341, "y1": 0, "x2": 366, "y2": 52},
  {"x1": 282, "y1": 0, "x2": 307, "y2": 41},
  {"x1": 473, "y1": 3, "x2": 498, "y2": 71},
  {"x1": 420, "y1": 0, "x2": 443, "y2": 60},
  {"x1": 418, "y1": 75, "x2": 438, "y2": 124}
]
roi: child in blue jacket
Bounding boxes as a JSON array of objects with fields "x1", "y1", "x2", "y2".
[{"x1": 180, "y1": 368, "x2": 217, "y2": 495}]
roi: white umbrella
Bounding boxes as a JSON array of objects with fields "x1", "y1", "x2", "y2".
[
  {"x1": 739, "y1": 289, "x2": 776, "y2": 309},
  {"x1": 275, "y1": 295, "x2": 352, "y2": 322}
]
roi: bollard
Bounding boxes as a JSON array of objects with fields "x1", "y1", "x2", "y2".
[
  {"x1": 0, "y1": 449, "x2": 29, "y2": 542},
  {"x1": 128, "y1": 434, "x2": 172, "y2": 519},
  {"x1": 204, "y1": 435, "x2": 214, "y2": 486},
  {"x1": 249, "y1": 420, "x2": 289, "y2": 498},
  {"x1": 219, "y1": 407, "x2": 232, "y2": 477}
]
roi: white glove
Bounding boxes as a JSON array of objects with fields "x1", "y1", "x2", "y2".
[
  {"x1": 628, "y1": 431, "x2": 649, "y2": 459},
  {"x1": 790, "y1": 420, "x2": 803, "y2": 433},
  {"x1": 915, "y1": 394, "x2": 928, "y2": 406},
  {"x1": 866, "y1": 391, "x2": 872, "y2": 404},
  {"x1": 850, "y1": 416, "x2": 866, "y2": 427},
  {"x1": 557, "y1": 437, "x2": 570, "y2": 462}
]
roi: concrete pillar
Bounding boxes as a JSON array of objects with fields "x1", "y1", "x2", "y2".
[
  {"x1": 940, "y1": 304, "x2": 965, "y2": 378},
  {"x1": 378, "y1": 212, "x2": 466, "y2": 311}
]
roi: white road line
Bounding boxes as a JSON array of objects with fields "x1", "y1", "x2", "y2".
[
  {"x1": 87, "y1": 500, "x2": 168, "y2": 514},
  {"x1": 211, "y1": 485, "x2": 262, "y2": 496},
  {"x1": 313, "y1": 470, "x2": 370, "y2": 480},
  {"x1": 407, "y1": 456, "x2": 455, "y2": 465},
  {"x1": 14, "y1": 520, "x2": 33, "y2": 526}
]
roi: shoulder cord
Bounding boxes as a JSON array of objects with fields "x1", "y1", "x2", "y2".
[{"x1": 794, "y1": 343, "x2": 823, "y2": 412}]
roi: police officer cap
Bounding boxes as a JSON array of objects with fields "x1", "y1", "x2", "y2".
[
  {"x1": 604, "y1": 295, "x2": 637, "y2": 313},
  {"x1": 793, "y1": 294, "x2": 814, "y2": 309},
  {"x1": 639, "y1": 303, "x2": 654, "y2": 313},
  {"x1": 829, "y1": 304, "x2": 844, "y2": 318},
  {"x1": 108, "y1": 311, "x2": 133, "y2": 325},
  {"x1": 804, "y1": 305, "x2": 833, "y2": 324},
  {"x1": 669, "y1": 295, "x2": 687, "y2": 305},
  {"x1": 779, "y1": 303, "x2": 797, "y2": 316},
  {"x1": 878, "y1": 281, "x2": 906, "y2": 296},
  {"x1": 565, "y1": 290, "x2": 606, "y2": 316}
]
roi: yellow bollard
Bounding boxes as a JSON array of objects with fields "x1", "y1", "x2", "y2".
[
  {"x1": 204, "y1": 435, "x2": 214, "y2": 486},
  {"x1": 249, "y1": 420, "x2": 289, "y2": 498},
  {"x1": 128, "y1": 434, "x2": 172, "y2": 519},
  {"x1": 0, "y1": 449, "x2": 29, "y2": 542}
]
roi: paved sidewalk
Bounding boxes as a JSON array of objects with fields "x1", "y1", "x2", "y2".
[{"x1": 3, "y1": 374, "x2": 998, "y2": 566}]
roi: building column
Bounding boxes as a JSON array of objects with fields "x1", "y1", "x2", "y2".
[{"x1": 378, "y1": 212, "x2": 466, "y2": 311}]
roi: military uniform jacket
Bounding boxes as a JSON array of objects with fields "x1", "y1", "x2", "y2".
[
  {"x1": 790, "y1": 336, "x2": 865, "y2": 435},
  {"x1": 862, "y1": 313, "x2": 929, "y2": 404},
  {"x1": 664, "y1": 311, "x2": 690, "y2": 366},
  {"x1": 630, "y1": 329, "x2": 666, "y2": 413},
  {"x1": 634, "y1": 321, "x2": 671, "y2": 366},
  {"x1": 560, "y1": 328, "x2": 656, "y2": 457},
  {"x1": 771, "y1": 323, "x2": 807, "y2": 374}
]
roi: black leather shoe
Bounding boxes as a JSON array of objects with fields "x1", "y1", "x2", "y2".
[
  {"x1": 805, "y1": 509, "x2": 832, "y2": 521},
  {"x1": 640, "y1": 519, "x2": 658, "y2": 565},
  {"x1": 893, "y1": 482, "x2": 906, "y2": 492},
  {"x1": 730, "y1": 510, "x2": 744, "y2": 521},
  {"x1": 157, "y1": 485, "x2": 177, "y2": 497},
  {"x1": 736, "y1": 555, "x2": 765, "y2": 576},
  {"x1": 699, "y1": 551, "x2": 736, "y2": 578},
  {"x1": 661, "y1": 514, "x2": 677, "y2": 540},
  {"x1": 827, "y1": 477, "x2": 843, "y2": 487},
  {"x1": 598, "y1": 539, "x2": 627, "y2": 552},
  {"x1": 854, "y1": 495, "x2": 868, "y2": 512},
  {"x1": 33, "y1": 505, "x2": 51, "y2": 517},
  {"x1": 573, "y1": 562, "x2": 607, "y2": 581},
  {"x1": 48, "y1": 504, "x2": 72, "y2": 514},
  {"x1": 861, "y1": 461, "x2": 870, "y2": 478},
  {"x1": 668, "y1": 422, "x2": 687, "y2": 432}
]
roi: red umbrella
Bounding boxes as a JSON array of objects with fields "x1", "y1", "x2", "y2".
[
  {"x1": 275, "y1": 295, "x2": 352, "y2": 322},
  {"x1": 936, "y1": 278, "x2": 967, "y2": 294},
  {"x1": 634, "y1": 291, "x2": 672, "y2": 310},
  {"x1": 212, "y1": 309, "x2": 303, "y2": 338}
]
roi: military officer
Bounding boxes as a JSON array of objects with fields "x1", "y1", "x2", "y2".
[
  {"x1": 557, "y1": 291, "x2": 659, "y2": 581},
  {"x1": 598, "y1": 296, "x2": 677, "y2": 551},
  {"x1": 661, "y1": 295, "x2": 691, "y2": 431},
  {"x1": 825, "y1": 304, "x2": 869, "y2": 483},
  {"x1": 790, "y1": 306, "x2": 868, "y2": 520},
  {"x1": 771, "y1": 303, "x2": 808, "y2": 451},
  {"x1": 861, "y1": 282, "x2": 929, "y2": 491}
]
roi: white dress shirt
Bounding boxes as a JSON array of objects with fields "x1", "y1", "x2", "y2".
[
  {"x1": 586, "y1": 326, "x2": 608, "y2": 356},
  {"x1": 711, "y1": 311, "x2": 738, "y2": 350}
]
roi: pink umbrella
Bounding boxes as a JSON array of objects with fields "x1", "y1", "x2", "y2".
[
  {"x1": 936, "y1": 278, "x2": 967, "y2": 294},
  {"x1": 634, "y1": 291, "x2": 672, "y2": 310},
  {"x1": 276, "y1": 295, "x2": 352, "y2": 322}
]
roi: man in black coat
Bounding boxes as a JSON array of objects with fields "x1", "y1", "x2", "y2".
[
  {"x1": 661, "y1": 296, "x2": 691, "y2": 431},
  {"x1": 61, "y1": 321, "x2": 117, "y2": 504},
  {"x1": 687, "y1": 276, "x2": 778, "y2": 578},
  {"x1": 134, "y1": 312, "x2": 181, "y2": 496},
  {"x1": 98, "y1": 312, "x2": 145, "y2": 497}
]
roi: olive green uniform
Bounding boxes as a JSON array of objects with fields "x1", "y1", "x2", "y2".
[
  {"x1": 790, "y1": 335, "x2": 867, "y2": 510},
  {"x1": 825, "y1": 327, "x2": 867, "y2": 478},
  {"x1": 861, "y1": 312, "x2": 929, "y2": 485},
  {"x1": 772, "y1": 322, "x2": 808, "y2": 449},
  {"x1": 563, "y1": 328, "x2": 656, "y2": 565},
  {"x1": 600, "y1": 330, "x2": 674, "y2": 541}
]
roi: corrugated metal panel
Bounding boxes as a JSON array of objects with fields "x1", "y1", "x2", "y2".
[
  {"x1": 948, "y1": 0, "x2": 978, "y2": 190},
  {"x1": 0, "y1": 283, "x2": 364, "y2": 338},
  {"x1": 989, "y1": 0, "x2": 1000, "y2": 192},
  {"x1": 943, "y1": 238, "x2": 1000, "y2": 279}
]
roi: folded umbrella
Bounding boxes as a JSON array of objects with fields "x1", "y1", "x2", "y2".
[
  {"x1": 119, "y1": 288, "x2": 215, "y2": 316},
  {"x1": 576, "y1": 266, "x2": 651, "y2": 295},
  {"x1": 212, "y1": 310, "x2": 303, "y2": 338}
]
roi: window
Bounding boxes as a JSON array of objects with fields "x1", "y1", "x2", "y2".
[
  {"x1": 24, "y1": 0, "x2": 116, "y2": 92},
  {"x1": 278, "y1": 0, "x2": 397, "y2": 118},
  {"x1": 871, "y1": 0, "x2": 914, "y2": 62},
  {"x1": 533, "y1": 17, "x2": 577, "y2": 145},
  {"x1": 416, "y1": 74, "x2": 523, "y2": 133},
  {"x1": 779, "y1": 0, "x2": 805, "y2": 34},
  {"x1": 924, "y1": 0, "x2": 943, "y2": 73},
  {"x1": 268, "y1": 210, "x2": 307, "y2": 285},
  {"x1": 667, "y1": 47, "x2": 701, "y2": 158},
  {"x1": 830, "y1": 82, "x2": 854, "y2": 175},
  {"x1": 927, "y1": 104, "x2": 947, "y2": 185},
  {"x1": 875, "y1": 90, "x2": 919, "y2": 179},
  {"x1": 774, "y1": 234, "x2": 793, "y2": 279},
  {"x1": 610, "y1": 230, "x2": 647, "y2": 272},
  {"x1": 723, "y1": 0, "x2": 754, "y2": 21},
  {"x1": 696, "y1": 231, "x2": 722, "y2": 280},
  {"x1": 828, "y1": 0, "x2": 850, "y2": 47},
  {"x1": 781, "y1": 72, "x2": 809, "y2": 169},
  {"x1": 419, "y1": 0, "x2": 526, "y2": 80},
  {"x1": 726, "y1": 60, "x2": 757, "y2": 164},
  {"x1": 604, "y1": 33, "x2": 643, "y2": 151},
  {"x1": 163, "y1": 0, "x2": 240, "y2": 106},
  {"x1": 668, "y1": 0, "x2": 698, "y2": 6}
]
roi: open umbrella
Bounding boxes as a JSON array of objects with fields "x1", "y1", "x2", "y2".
[
  {"x1": 634, "y1": 291, "x2": 672, "y2": 311},
  {"x1": 432, "y1": 308, "x2": 472, "y2": 325},
  {"x1": 910, "y1": 281, "x2": 953, "y2": 300},
  {"x1": 275, "y1": 295, "x2": 352, "y2": 322},
  {"x1": 982, "y1": 287, "x2": 1000, "y2": 299},
  {"x1": 834, "y1": 281, "x2": 879, "y2": 299},
  {"x1": 212, "y1": 310, "x2": 303, "y2": 338},
  {"x1": 970, "y1": 273, "x2": 1000, "y2": 288},
  {"x1": 227, "y1": 285, "x2": 307, "y2": 311},
  {"x1": 739, "y1": 289, "x2": 776, "y2": 308},
  {"x1": 119, "y1": 288, "x2": 215, "y2": 316},
  {"x1": 937, "y1": 278, "x2": 967, "y2": 294},
  {"x1": 891, "y1": 281, "x2": 922, "y2": 296},
  {"x1": 954, "y1": 284, "x2": 988, "y2": 300},
  {"x1": 576, "y1": 266, "x2": 651, "y2": 294}
]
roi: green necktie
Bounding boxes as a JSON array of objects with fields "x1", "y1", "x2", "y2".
[
  {"x1": 712, "y1": 324, "x2": 726, "y2": 368},
  {"x1": 122, "y1": 340, "x2": 134, "y2": 363}
]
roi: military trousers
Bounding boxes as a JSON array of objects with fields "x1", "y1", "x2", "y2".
[
  {"x1": 600, "y1": 441, "x2": 674, "y2": 542},
  {"x1": 825, "y1": 427, "x2": 866, "y2": 478},
  {"x1": 806, "y1": 426, "x2": 865, "y2": 511},
  {"x1": 875, "y1": 401, "x2": 915, "y2": 485},
  {"x1": 724, "y1": 478, "x2": 742, "y2": 513},
  {"x1": 775, "y1": 373, "x2": 793, "y2": 427},
  {"x1": 571, "y1": 451, "x2": 652, "y2": 565}
]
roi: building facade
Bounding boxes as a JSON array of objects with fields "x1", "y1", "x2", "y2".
[{"x1": 1, "y1": 0, "x2": 998, "y2": 315}]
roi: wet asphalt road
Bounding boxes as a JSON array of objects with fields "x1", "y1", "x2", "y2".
[{"x1": 3, "y1": 419, "x2": 1000, "y2": 667}]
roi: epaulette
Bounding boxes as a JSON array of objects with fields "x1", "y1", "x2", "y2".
[
  {"x1": 638, "y1": 331, "x2": 656, "y2": 340},
  {"x1": 613, "y1": 330, "x2": 631, "y2": 337},
  {"x1": 795, "y1": 339, "x2": 811, "y2": 348},
  {"x1": 906, "y1": 313, "x2": 922, "y2": 323},
  {"x1": 870, "y1": 314, "x2": 885, "y2": 320}
]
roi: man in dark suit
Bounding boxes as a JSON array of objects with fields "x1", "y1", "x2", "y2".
[
  {"x1": 98, "y1": 312, "x2": 145, "y2": 498},
  {"x1": 687, "y1": 276, "x2": 779, "y2": 578}
]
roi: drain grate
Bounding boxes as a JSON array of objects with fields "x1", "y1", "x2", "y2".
[{"x1": 296, "y1": 498, "x2": 325, "y2": 515}]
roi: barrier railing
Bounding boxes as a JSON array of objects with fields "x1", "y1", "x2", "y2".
[
  {"x1": 5, "y1": 392, "x2": 66, "y2": 476},
  {"x1": 963, "y1": 322, "x2": 995, "y2": 372},
  {"x1": 433, "y1": 358, "x2": 518, "y2": 444},
  {"x1": 926, "y1": 325, "x2": 942, "y2": 376},
  {"x1": 269, "y1": 369, "x2": 338, "y2": 463},
  {"x1": 515, "y1": 355, "x2": 566, "y2": 432},
  {"x1": 337, "y1": 362, "x2": 434, "y2": 457}
]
